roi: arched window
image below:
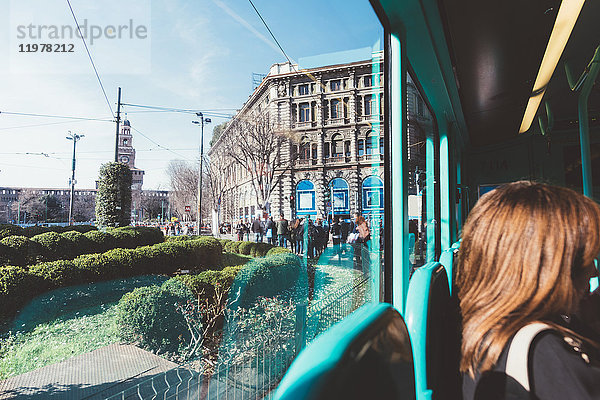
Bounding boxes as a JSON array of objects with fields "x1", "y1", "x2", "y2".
[
  {"x1": 366, "y1": 135, "x2": 378, "y2": 155},
  {"x1": 362, "y1": 175, "x2": 384, "y2": 213},
  {"x1": 300, "y1": 137, "x2": 310, "y2": 160},
  {"x1": 296, "y1": 180, "x2": 316, "y2": 216},
  {"x1": 329, "y1": 178, "x2": 349, "y2": 213},
  {"x1": 331, "y1": 134, "x2": 343, "y2": 157}
]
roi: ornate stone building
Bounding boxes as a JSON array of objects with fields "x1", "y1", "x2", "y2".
[{"x1": 211, "y1": 52, "x2": 430, "y2": 224}]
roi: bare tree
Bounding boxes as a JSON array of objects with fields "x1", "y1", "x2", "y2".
[
  {"x1": 204, "y1": 151, "x2": 233, "y2": 233},
  {"x1": 166, "y1": 160, "x2": 199, "y2": 221},
  {"x1": 222, "y1": 113, "x2": 296, "y2": 213}
]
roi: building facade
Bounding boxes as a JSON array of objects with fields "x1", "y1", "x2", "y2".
[{"x1": 210, "y1": 53, "x2": 431, "y2": 225}]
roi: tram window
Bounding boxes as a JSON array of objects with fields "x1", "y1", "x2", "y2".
[
  {"x1": 407, "y1": 72, "x2": 440, "y2": 269},
  {"x1": 0, "y1": 1, "x2": 388, "y2": 398}
]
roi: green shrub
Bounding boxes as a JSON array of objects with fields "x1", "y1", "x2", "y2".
[
  {"x1": 84, "y1": 230, "x2": 117, "y2": 253},
  {"x1": 30, "y1": 232, "x2": 76, "y2": 261},
  {"x1": 250, "y1": 242, "x2": 273, "y2": 257},
  {"x1": 238, "y1": 241, "x2": 253, "y2": 255},
  {"x1": 61, "y1": 231, "x2": 94, "y2": 256},
  {"x1": 0, "y1": 235, "x2": 225, "y2": 318},
  {"x1": 116, "y1": 279, "x2": 194, "y2": 353},
  {"x1": 177, "y1": 265, "x2": 244, "y2": 297},
  {"x1": 230, "y1": 253, "x2": 307, "y2": 308},
  {"x1": 22, "y1": 226, "x2": 48, "y2": 237},
  {"x1": 0, "y1": 224, "x2": 24, "y2": 239},
  {"x1": 266, "y1": 246, "x2": 292, "y2": 257},
  {"x1": 218, "y1": 238, "x2": 232, "y2": 248},
  {"x1": 69, "y1": 225, "x2": 97, "y2": 234},
  {"x1": 107, "y1": 228, "x2": 140, "y2": 249},
  {"x1": 29, "y1": 260, "x2": 79, "y2": 288},
  {"x1": 221, "y1": 252, "x2": 253, "y2": 268},
  {"x1": 0, "y1": 235, "x2": 44, "y2": 266},
  {"x1": 165, "y1": 236, "x2": 192, "y2": 242},
  {"x1": 0, "y1": 266, "x2": 46, "y2": 316}
]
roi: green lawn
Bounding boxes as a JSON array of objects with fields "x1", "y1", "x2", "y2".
[
  {"x1": 0, "y1": 304, "x2": 119, "y2": 379},
  {"x1": 0, "y1": 275, "x2": 168, "y2": 380}
]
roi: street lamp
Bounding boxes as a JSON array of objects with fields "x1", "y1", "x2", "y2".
[
  {"x1": 192, "y1": 113, "x2": 211, "y2": 235},
  {"x1": 66, "y1": 131, "x2": 84, "y2": 225}
]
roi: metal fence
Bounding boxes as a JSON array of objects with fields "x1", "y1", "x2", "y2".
[{"x1": 106, "y1": 276, "x2": 369, "y2": 400}]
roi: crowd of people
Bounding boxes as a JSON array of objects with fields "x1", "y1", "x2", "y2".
[{"x1": 234, "y1": 212, "x2": 376, "y2": 260}]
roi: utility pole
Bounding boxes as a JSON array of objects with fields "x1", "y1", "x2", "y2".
[
  {"x1": 67, "y1": 131, "x2": 84, "y2": 225},
  {"x1": 192, "y1": 113, "x2": 211, "y2": 235},
  {"x1": 114, "y1": 87, "x2": 122, "y2": 162}
]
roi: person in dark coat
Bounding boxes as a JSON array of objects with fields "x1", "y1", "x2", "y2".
[
  {"x1": 458, "y1": 181, "x2": 600, "y2": 400},
  {"x1": 276, "y1": 213, "x2": 289, "y2": 248}
]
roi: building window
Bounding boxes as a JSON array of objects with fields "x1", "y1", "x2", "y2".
[
  {"x1": 296, "y1": 180, "x2": 316, "y2": 216},
  {"x1": 324, "y1": 142, "x2": 330, "y2": 158},
  {"x1": 331, "y1": 134, "x2": 343, "y2": 157},
  {"x1": 364, "y1": 75, "x2": 373, "y2": 87},
  {"x1": 299, "y1": 84, "x2": 309, "y2": 95},
  {"x1": 416, "y1": 95, "x2": 424, "y2": 117},
  {"x1": 380, "y1": 137, "x2": 384, "y2": 154},
  {"x1": 300, "y1": 140, "x2": 310, "y2": 160},
  {"x1": 330, "y1": 80, "x2": 341, "y2": 91},
  {"x1": 345, "y1": 140, "x2": 351, "y2": 157},
  {"x1": 329, "y1": 178, "x2": 350, "y2": 213},
  {"x1": 299, "y1": 103, "x2": 310, "y2": 122},
  {"x1": 331, "y1": 100, "x2": 341, "y2": 119},
  {"x1": 311, "y1": 143, "x2": 318, "y2": 159},
  {"x1": 362, "y1": 175, "x2": 384, "y2": 211},
  {"x1": 364, "y1": 96, "x2": 375, "y2": 116},
  {"x1": 366, "y1": 135, "x2": 377, "y2": 155},
  {"x1": 358, "y1": 139, "x2": 365, "y2": 156}
]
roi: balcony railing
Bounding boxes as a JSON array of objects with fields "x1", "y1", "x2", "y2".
[
  {"x1": 358, "y1": 153, "x2": 384, "y2": 162},
  {"x1": 293, "y1": 121, "x2": 316, "y2": 129}
]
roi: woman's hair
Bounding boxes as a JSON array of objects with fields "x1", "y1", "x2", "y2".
[
  {"x1": 456, "y1": 181, "x2": 600, "y2": 377},
  {"x1": 356, "y1": 215, "x2": 366, "y2": 226}
]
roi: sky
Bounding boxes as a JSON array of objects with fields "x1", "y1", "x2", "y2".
[{"x1": 0, "y1": 0, "x2": 383, "y2": 190}]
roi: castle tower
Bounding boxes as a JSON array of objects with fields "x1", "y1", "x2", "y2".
[{"x1": 117, "y1": 115, "x2": 145, "y2": 191}]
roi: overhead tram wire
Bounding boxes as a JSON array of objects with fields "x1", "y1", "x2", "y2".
[
  {"x1": 121, "y1": 103, "x2": 235, "y2": 119},
  {"x1": 130, "y1": 126, "x2": 196, "y2": 162},
  {"x1": 0, "y1": 111, "x2": 113, "y2": 122},
  {"x1": 65, "y1": 0, "x2": 115, "y2": 119}
]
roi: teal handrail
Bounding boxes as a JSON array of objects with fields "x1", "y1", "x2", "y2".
[{"x1": 564, "y1": 46, "x2": 600, "y2": 198}]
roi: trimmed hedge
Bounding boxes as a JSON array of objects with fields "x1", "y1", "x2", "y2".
[
  {"x1": 0, "y1": 224, "x2": 97, "y2": 239},
  {"x1": 31, "y1": 232, "x2": 76, "y2": 261},
  {"x1": 266, "y1": 246, "x2": 292, "y2": 256},
  {"x1": 0, "y1": 236, "x2": 43, "y2": 266},
  {"x1": 116, "y1": 279, "x2": 194, "y2": 353},
  {"x1": 0, "y1": 227, "x2": 165, "y2": 266},
  {"x1": 229, "y1": 253, "x2": 307, "y2": 309},
  {"x1": 177, "y1": 265, "x2": 244, "y2": 298},
  {"x1": 0, "y1": 236, "x2": 223, "y2": 317}
]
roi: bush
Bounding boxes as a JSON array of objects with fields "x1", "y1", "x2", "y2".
[
  {"x1": 0, "y1": 235, "x2": 225, "y2": 318},
  {"x1": 61, "y1": 231, "x2": 94, "y2": 255},
  {"x1": 22, "y1": 226, "x2": 48, "y2": 237},
  {"x1": 83, "y1": 230, "x2": 113, "y2": 253},
  {"x1": 266, "y1": 246, "x2": 292, "y2": 257},
  {"x1": 29, "y1": 260, "x2": 79, "y2": 288},
  {"x1": 0, "y1": 266, "x2": 46, "y2": 316},
  {"x1": 230, "y1": 253, "x2": 307, "y2": 308},
  {"x1": 165, "y1": 236, "x2": 192, "y2": 242},
  {"x1": 116, "y1": 279, "x2": 194, "y2": 353},
  {"x1": 177, "y1": 265, "x2": 244, "y2": 297},
  {"x1": 250, "y1": 242, "x2": 273, "y2": 257},
  {"x1": 238, "y1": 241, "x2": 253, "y2": 255},
  {"x1": 221, "y1": 252, "x2": 252, "y2": 267},
  {"x1": 30, "y1": 232, "x2": 76, "y2": 261},
  {"x1": 0, "y1": 235, "x2": 43, "y2": 266},
  {"x1": 0, "y1": 224, "x2": 25, "y2": 239}
]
